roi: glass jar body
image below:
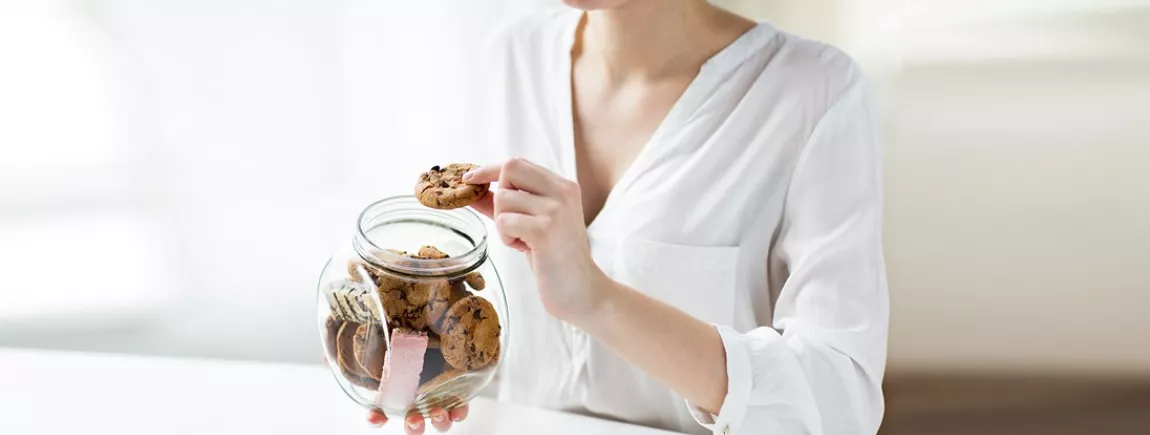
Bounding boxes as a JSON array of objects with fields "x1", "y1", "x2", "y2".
[{"x1": 316, "y1": 196, "x2": 507, "y2": 417}]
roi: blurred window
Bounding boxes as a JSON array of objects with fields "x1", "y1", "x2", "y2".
[{"x1": 0, "y1": 1, "x2": 171, "y2": 327}]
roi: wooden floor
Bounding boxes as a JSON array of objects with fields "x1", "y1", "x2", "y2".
[{"x1": 880, "y1": 376, "x2": 1150, "y2": 435}]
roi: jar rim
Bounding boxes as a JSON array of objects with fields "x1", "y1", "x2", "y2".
[{"x1": 353, "y1": 196, "x2": 489, "y2": 278}]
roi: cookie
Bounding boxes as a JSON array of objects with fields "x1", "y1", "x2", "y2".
[
  {"x1": 415, "y1": 164, "x2": 488, "y2": 210},
  {"x1": 375, "y1": 270, "x2": 408, "y2": 295},
  {"x1": 353, "y1": 322, "x2": 387, "y2": 380},
  {"x1": 463, "y1": 272, "x2": 485, "y2": 290},
  {"x1": 337, "y1": 321, "x2": 370, "y2": 379},
  {"x1": 425, "y1": 280, "x2": 460, "y2": 333},
  {"x1": 380, "y1": 278, "x2": 451, "y2": 331},
  {"x1": 379, "y1": 285, "x2": 408, "y2": 327},
  {"x1": 414, "y1": 279, "x2": 453, "y2": 330},
  {"x1": 440, "y1": 296, "x2": 501, "y2": 371},
  {"x1": 416, "y1": 245, "x2": 449, "y2": 259},
  {"x1": 326, "y1": 317, "x2": 377, "y2": 390},
  {"x1": 428, "y1": 280, "x2": 469, "y2": 334},
  {"x1": 326, "y1": 281, "x2": 377, "y2": 323}
]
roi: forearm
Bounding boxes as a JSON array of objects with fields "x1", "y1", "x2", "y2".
[{"x1": 574, "y1": 273, "x2": 729, "y2": 414}]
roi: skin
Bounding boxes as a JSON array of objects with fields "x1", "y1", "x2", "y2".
[{"x1": 370, "y1": 0, "x2": 757, "y2": 432}]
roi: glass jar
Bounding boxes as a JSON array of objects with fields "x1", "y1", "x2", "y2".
[{"x1": 316, "y1": 196, "x2": 507, "y2": 418}]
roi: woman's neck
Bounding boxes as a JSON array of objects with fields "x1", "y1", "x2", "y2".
[{"x1": 575, "y1": 0, "x2": 754, "y2": 81}]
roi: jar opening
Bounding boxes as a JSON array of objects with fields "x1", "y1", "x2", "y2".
[{"x1": 353, "y1": 196, "x2": 489, "y2": 278}]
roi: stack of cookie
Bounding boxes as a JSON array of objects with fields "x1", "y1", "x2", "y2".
[{"x1": 321, "y1": 163, "x2": 501, "y2": 410}]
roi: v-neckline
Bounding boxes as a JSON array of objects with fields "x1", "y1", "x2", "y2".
[{"x1": 554, "y1": 10, "x2": 772, "y2": 234}]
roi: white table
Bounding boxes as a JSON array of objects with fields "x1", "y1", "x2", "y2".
[{"x1": 0, "y1": 348, "x2": 680, "y2": 435}]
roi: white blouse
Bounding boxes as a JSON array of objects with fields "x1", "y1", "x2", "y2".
[{"x1": 476, "y1": 9, "x2": 888, "y2": 435}]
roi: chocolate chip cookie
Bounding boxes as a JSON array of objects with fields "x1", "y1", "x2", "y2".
[
  {"x1": 380, "y1": 278, "x2": 451, "y2": 331},
  {"x1": 440, "y1": 296, "x2": 501, "y2": 371},
  {"x1": 428, "y1": 280, "x2": 469, "y2": 334},
  {"x1": 415, "y1": 164, "x2": 488, "y2": 210}
]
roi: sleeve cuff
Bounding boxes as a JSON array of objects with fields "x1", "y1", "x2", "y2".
[{"x1": 685, "y1": 324, "x2": 756, "y2": 435}]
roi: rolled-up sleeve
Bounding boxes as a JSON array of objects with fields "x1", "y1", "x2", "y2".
[{"x1": 686, "y1": 73, "x2": 889, "y2": 435}]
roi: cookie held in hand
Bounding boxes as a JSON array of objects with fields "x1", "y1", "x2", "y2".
[{"x1": 415, "y1": 164, "x2": 488, "y2": 210}]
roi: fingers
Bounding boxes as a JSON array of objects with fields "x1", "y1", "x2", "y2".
[
  {"x1": 499, "y1": 158, "x2": 564, "y2": 196},
  {"x1": 493, "y1": 189, "x2": 554, "y2": 218},
  {"x1": 495, "y1": 213, "x2": 546, "y2": 248},
  {"x1": 448, "y1": 404, "x2": 469, "y2": 423},
  {"x1": 372, "y1": 404, "x2": 467, "y2": 432},
  {"x1": 366, "y1": 409, "x2": 388, "y2": 428},
  {"x1": 464, "y1": 158, "x2": 565, "y2": 197},
  {"x1": 404, "y1": 412, "x2": 425, "y2": 435},
  {"x1": 492, "y1": 190, "x2": 554, "y2": 250},
  {"x1": 428, "y1": 407, "x2": 451, "y2": 432}
]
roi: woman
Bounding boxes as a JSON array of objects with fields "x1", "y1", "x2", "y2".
[{"x1": 371, "y1": 1, "x2": 888, "y2": 434}]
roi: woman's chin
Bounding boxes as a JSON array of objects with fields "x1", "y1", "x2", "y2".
[{"x1": 561, "y1": 0, "x2": 630, "y2": 10}]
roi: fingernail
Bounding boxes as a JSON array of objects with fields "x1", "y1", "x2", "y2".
[
  {"x1": 462, "y1": 171, "x2": 474, "y2": 182},
  {"x1": 450, "y1": 414, "x2": 462, "y2": 422},
  {"x1": 367, "y1": 415, "x2": 384, "y2": 428},
  {"x1": 407, "y1": 419, "x2": 421, "y2": 430},
  {"x1": 432, "y1": 414, "x2": 445, "y2": 423}
]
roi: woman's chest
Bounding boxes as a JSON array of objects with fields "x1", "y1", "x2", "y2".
[{"x1": 497, "y1": 90, "x2": 808, "y2": 247}]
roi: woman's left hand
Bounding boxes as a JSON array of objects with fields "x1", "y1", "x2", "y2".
[
  {"x1": 464, "y1": 158, "x2": 612, "y2": 325},
  {"x1": 366, "y1": 405, "x2": 469, "y2": 434}
]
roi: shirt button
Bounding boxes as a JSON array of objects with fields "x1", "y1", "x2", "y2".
[{"x1": 721, "y1": 425, "x2": 730, "y2": 435}]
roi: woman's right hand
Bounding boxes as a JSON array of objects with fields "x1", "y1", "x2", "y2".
[{"x1": 367, "y1": 405, "x2": 470, "y2": 434}]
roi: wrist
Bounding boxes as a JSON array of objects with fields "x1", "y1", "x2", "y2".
[{"x1": 569, "y1": 266, "x2": 623, "y2": 332}]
